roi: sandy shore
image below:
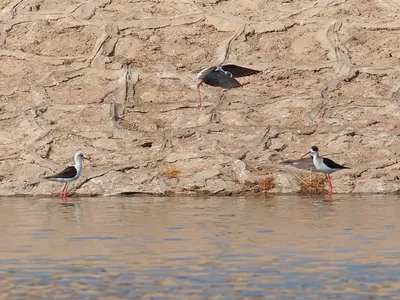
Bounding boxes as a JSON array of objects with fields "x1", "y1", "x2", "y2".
[{"x1": 0, "y1": 0, "x2": 399, "y2": 196}]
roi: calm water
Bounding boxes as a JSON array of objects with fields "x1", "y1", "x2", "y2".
[{"x1": 1, "y1": 195, "x2": 400, "y2": 299}]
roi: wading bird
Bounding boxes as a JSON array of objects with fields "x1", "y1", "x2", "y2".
[
  {"x1": 302, "y1": 146, "x2": 349, "y2": 195},
  {"x1": 45, "y1": 151, "x2": 89, "y2": 202}
]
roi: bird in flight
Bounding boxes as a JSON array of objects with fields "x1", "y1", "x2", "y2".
[{"x1": 196, "y1": 64, "x2": 261, "y2": 109}]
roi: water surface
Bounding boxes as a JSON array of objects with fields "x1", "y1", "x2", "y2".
[{"x1": 0, "y1": 195, "x2": 400, "y2": 299}]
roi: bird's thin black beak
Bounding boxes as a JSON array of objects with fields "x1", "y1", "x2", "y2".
[
  {"x1": 83, "y1": 156, "x2": 90, "y2": 161},
  {"x1": 301, "y1": 151, "x2": 311, "y2": 158}
]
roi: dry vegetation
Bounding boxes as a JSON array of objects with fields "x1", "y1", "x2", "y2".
[
  {"x1": 259, "y1": 175, "x2": 275, "y2": 191},
  {"x1": 297, "y1": 171, "x2": 327, "y2": 195},
  {"x1": 164, "y1": 167, "x2": 181, "y2": 179}
]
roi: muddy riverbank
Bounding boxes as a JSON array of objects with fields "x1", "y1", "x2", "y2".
[{"x1": 1, "y1": 0, "x2": 399, "y2": 196}]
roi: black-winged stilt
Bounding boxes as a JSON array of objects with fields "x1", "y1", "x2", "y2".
[
  {"x1": 301, "y1": 146, "x2": 349, "y2": 195},
  {"x1": 196, "y1": 64, "x2": 261, "y2": 109},
  {"x1": 44, "y1": 151, "x2": 89, "y2": 202}
]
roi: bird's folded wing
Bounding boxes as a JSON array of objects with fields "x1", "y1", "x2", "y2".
[
  {"x1": 322, "y1": 158, "x2": 349, "y2": 169},
  {"x1": 44, "y1": 166, "x2": 77, "y2": 179}
]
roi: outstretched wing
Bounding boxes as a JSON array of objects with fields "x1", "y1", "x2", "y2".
[
  {"x1": 203, "y1": 71, "x2": 241, "y2": 89},
  {"x1": 44, "y1": 166, "x2": 77, "y2": 179},
  {"x1": 322, "y1": 157, "x2": 350, "y2": 170},
  {"x1": 222, "y1": 64, "x2": 261, "y2": 78}
]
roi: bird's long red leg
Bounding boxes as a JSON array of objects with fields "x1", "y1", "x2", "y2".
[
  {"x1": 325, "y1": 174, "x2": 331, "y2": 196},
  {"x1": 60, "y1": 183, "x2": 67, "y2": 199},
  {"x1": 196, "y1": 81, "x2": 203, "y2": 110},
  {"x1": 327, "y1": 175, "x2": 333, "y2": 196},
  {"x1": 62, "y1": 184, "x2": 68, "y2": 203}
]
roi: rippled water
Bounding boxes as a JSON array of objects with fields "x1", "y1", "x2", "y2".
[{"x1": 1, "y1": 195, "x2": 400, "y2": 299}]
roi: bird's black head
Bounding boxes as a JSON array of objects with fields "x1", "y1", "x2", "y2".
[{"x1": 301, "y1": 146, "x2": 319, "y2": 158}]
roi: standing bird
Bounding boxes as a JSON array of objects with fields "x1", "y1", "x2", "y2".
[
  {"x1": 301, "y1": 146, "x2": 350, "y2": 195},
  {"x1": 44, "y1": 151, "x2": 89, "y2": 202},
  {"x1": 196, "y1": 64, "x2": 261, "y2": 109}
]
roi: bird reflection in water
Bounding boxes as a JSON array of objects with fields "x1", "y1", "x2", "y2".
[{"x1": 59, "y1": 202, "x2": 82, "y2": 225}]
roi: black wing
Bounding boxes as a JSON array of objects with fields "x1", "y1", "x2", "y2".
[
  {"x1": 45, "y1": 166, "x2": 77, "y2": 179},
  {"x1": 203, "y1": 70, "x2": 241, "y2": 89},
  {"x1": 322, "y1": 157, "x2": 350, "y2": 169},
  {"x1": 221, "y1": 64, "x2": 261, "y2": 78}
]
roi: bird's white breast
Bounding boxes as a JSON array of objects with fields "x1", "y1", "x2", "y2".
[{"x1": 313, "y1": 156, "x2": 337, "y2": 174}]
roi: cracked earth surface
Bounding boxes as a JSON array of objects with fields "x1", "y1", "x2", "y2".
[{"x1": 1, "y1": 0, "x2": 400, "y2": 196}]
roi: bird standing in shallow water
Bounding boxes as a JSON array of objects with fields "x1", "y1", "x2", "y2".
[
  {"x1": 302, "y1": 146, "x2": 350, "y2": 196},
  {"x1": 44, "y1": 151, "x2": 89, "y2": 202},
  {"x1": 196, "y1": 64, "x2": 261, "y2": 109}
]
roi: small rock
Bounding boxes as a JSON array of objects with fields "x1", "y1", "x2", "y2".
[
  {"x1": 326, "y1": 79, "x2": 341, "y2": 92},
  {"x1": 79, "y1": 131, "x2": 108, "y2": 140},
  {"x1": 269, "y1": 139, "x2": 287, "y2": 152},
  {"x1": 220, "y1": 111, "x2": 254, "y2": 127},
  {"x1": 112, "y1": 129, "x2": 141, "y2": 140},
  {"x1": 275, "y1": 173, "x2": 300, "y2": 193},
  {"x1": 362, "y1": 120, "x2": 379, "y2": 127},
  {"x1": 107, "y1": 62, "x2": 123, "y2": 70},
  {"x1": 296, "y1": 127, "x2": 316, "y2": 135},
  {"x1": 165, "y1": 152, "x2": 204, "y2": 163},
  {"x1": 73, "y1": 2, "x2": 96, "y2": 20},
  {"x1": 180, "y1": 168, "x2": 220, "y2": 189},
  {"x1": 280, "y1": 113, "x2": 291, "y2": 119},
  {"x1": 233, "y1": 159, "x2": 250, "y2": 182},
  {"x1": 388, "y1": 139, "x2": 400, "y2": 155},
  {"x1": 75, "y1": 181, "x2": 104, "y2": 196},
  {"x1": 92, "y1": 138, "x2": 119, "y2": 151},
  {"x1": 203, "y1": 178, "x2": 227, "y2": 194},
  {"x1": 191, "y1": 169, "x2": 220, "y2": 182},
  {"x1": 149, "y1": 35, "x2": 161, "y2": 43},
  {"x1": 390, "y1": 51, "x2": 400, "y2": 59},
  {"x1": 341, "y1": 127, "x2": 356, "y2": 136},
  {"x1": 376, "y1": 10, "x2": 388, "y2": 18},
  {"x1": 352, "y1": 178, "x2": 400, "y2": 194},
  {"x1": 148, "y1": 177, "x2": 169, "y2": 195}
]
